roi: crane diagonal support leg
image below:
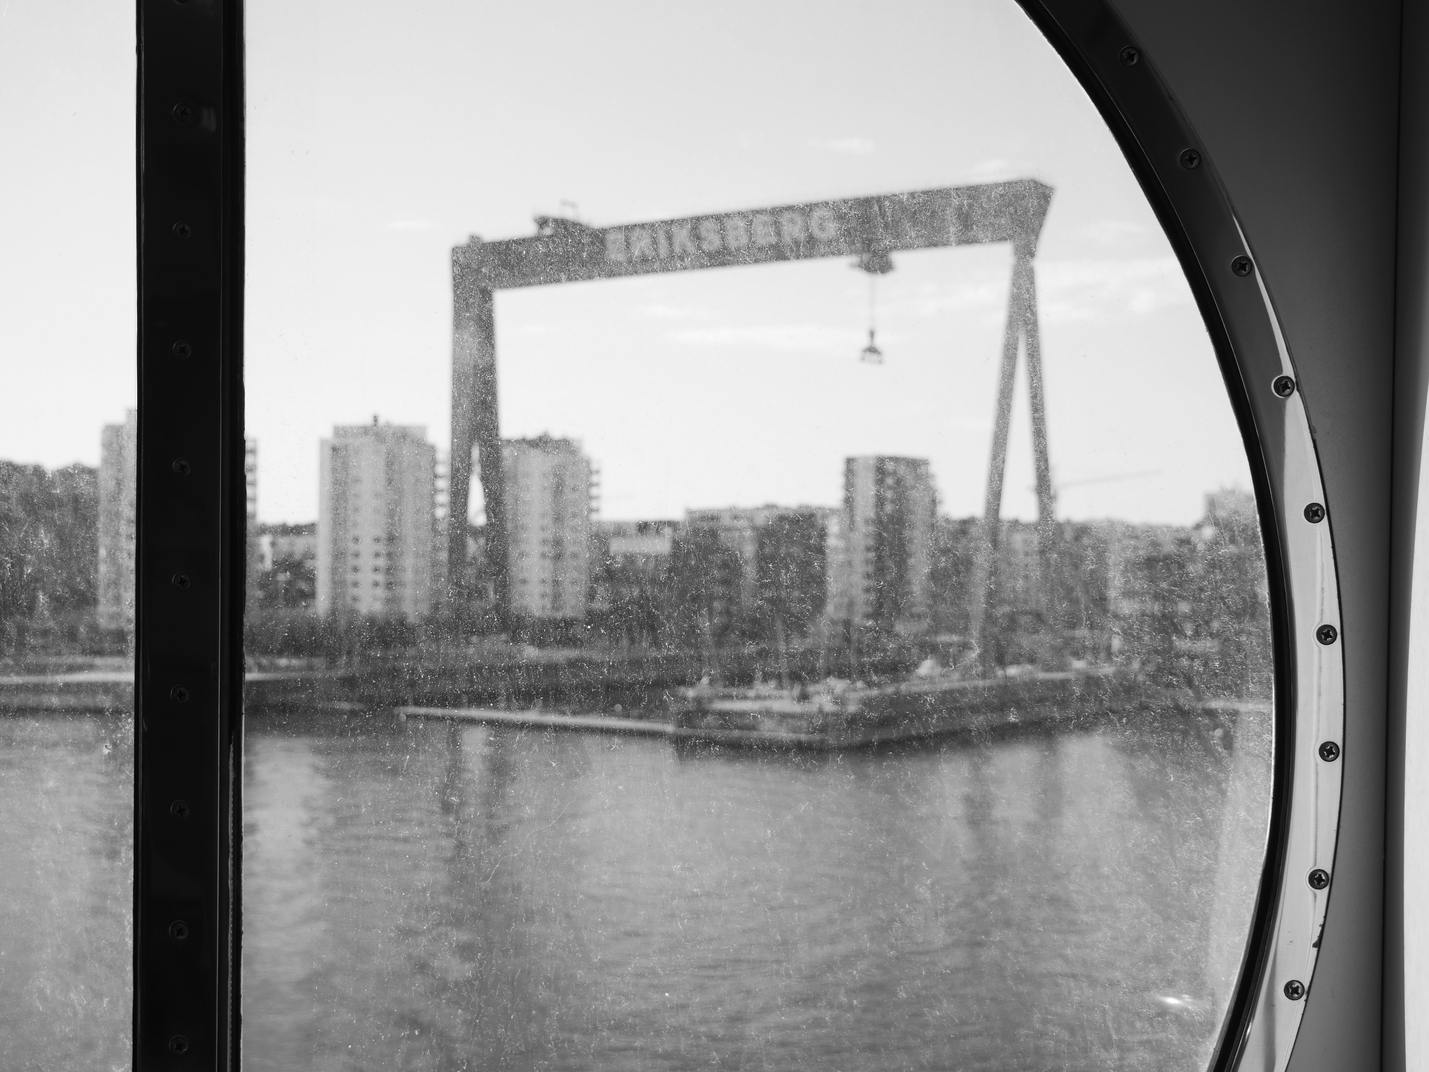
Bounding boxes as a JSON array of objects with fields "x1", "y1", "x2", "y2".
[
  {"x1": 966, "y1": 250, "x2": 1031, "y2": 655},
  {"x1": 1021, "y1": 256, "x2": 1058, "y2": 626}
]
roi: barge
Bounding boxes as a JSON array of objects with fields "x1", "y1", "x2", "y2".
[{"x1": 668, "y1": 665, "x2": 1135, "y2": 749}]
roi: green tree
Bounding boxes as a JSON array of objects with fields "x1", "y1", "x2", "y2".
[
  {"x1": 0, "y1": 462, "x2": 98, "y2": 653},
  {"x1": 754, "y1": 512, "x2": 826, "y2": 640},
  {"x1": 665, "y1": 528, "x2": 743, "y2": 650}
]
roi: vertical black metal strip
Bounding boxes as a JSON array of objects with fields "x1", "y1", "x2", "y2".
[
  {"x1": 135, "y1": 0, "x2": 244, "y2": 1068},
  {"x1": 221, "y1": 1, "x2": 246, "y2": 1063}
]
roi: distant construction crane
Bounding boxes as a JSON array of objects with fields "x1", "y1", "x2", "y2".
[
  {"x1": 1050, "y1": 469, "x2": 1162, "y2": 492},
  {"x1": 447, "y1": 180, "x2": 1056, "y2": 639}
]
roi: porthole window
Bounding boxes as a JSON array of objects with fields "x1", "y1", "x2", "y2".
[
  {"x1": 233, "y1": 2, "x2": 1331, "y2": 1070},
  {"x1": 4, "y1": 0, "x2": 1362, "y2": 1069}
]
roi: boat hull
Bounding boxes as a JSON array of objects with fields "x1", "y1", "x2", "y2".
[{"x1": 670, "y1": 669, "x2": 1142, "y2": 750}]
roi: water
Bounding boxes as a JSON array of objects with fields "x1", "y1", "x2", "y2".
[
  {"x1": 0, "y1": 708, "x2": 1271, "y2": 1072},
  {"x1": 239, "y1": 709, "x2": 1270, "y2": 1072}
]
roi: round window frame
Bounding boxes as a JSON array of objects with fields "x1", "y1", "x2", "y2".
[{"x1": 1015, "y1": 3, "x2": 1346, "y2": 1071}]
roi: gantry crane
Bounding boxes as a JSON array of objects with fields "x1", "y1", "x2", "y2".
[{"x1": 448, "y1": 180, "x2": 1056, "y2": 651}]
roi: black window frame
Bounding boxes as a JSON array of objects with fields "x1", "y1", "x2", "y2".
[
  {"x1": 133, "y1": 0, "x2": 245, "y2": 1066},
  {"x1": 127, "y1": 0, "x2": 1402, "y2": 1069}
]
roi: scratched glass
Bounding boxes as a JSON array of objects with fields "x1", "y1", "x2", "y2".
[
  {"x1": 242, "y1": 2, "x2": 1273, "y2": 1069},
  {"x1": 0, "y1": 2, "x2": 137, "y2": 1068}
]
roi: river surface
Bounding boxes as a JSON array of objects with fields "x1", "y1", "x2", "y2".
[{"x1": 0, "y1": 706, "x2": 1271, "y2": 1071}]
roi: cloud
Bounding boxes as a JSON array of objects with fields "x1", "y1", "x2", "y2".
[
  {"x1": 386, "y1": 219, "x2": 434, "y2": 231},
  {"x1": 1079, "y1": 219, "x2": 1151, "y2": 247},
  {"x1": 809, "y1": 136, "x2": 876, "y2": 155},
  {"x1": 669, "y1": 324, "x2": 860, "y2": 352},
  {"x1": 903, "y1": 279, "x2": 1007, "y2": 318},
  {"x1": 900, "y1": 257, "x2": 1194, "y2": 325},
  {"x1": 1037, "y1": 257, "x2": 1194, "y2": 322},
  {"x1": 639, "y1": 303, "x2": 701, "y2": 320},
  {"x1": 965, "y1": 158, "x2": 1016, "y2": 181}
]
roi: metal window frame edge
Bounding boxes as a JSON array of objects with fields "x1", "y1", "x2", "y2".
[
  {"x1": 1015, "y1": 2, "x2": 1345, "y2": 1070},
  {"x1": 1388, "y1": 1, "x2": 1429, "y2": 1068},
  {"x1": 134, "y1": 0, "x2": 245, "y2": 1068}
]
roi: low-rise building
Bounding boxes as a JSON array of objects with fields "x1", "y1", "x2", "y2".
[{"x1": 682, "y1": 505, "x2": 835, "y2": 641}]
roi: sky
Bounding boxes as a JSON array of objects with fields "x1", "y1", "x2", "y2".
[{"x1": 1, "y1": 0, "x2": 1253, "y2": 526}]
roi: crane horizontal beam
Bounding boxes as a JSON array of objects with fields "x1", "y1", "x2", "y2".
[{"x1": 455, "y1": 179, "x2": 1053, "y2": 290}]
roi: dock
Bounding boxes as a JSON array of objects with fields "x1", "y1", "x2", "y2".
[
  {"x1": 397, "y1": 705, "x2": 849, "y2": 748},
  {"x1": 395, "y1": 667, "x2": 1170, "y2": 750}
]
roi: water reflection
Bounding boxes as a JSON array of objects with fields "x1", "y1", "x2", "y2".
[{"x1": 242, "y1": 708, "x2": 1269, "y2": 1071}]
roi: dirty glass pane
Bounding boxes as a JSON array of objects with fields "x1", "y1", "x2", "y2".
[
  {"x1": 243, "y1": 2, "x2": 1273, "y2": 1070},
  {"x1": 0, "y1": 2, "x2": 136, "y2": 1068}
]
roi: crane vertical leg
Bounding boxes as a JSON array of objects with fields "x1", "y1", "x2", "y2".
[
  {"x1": 448, "y1": 304, "x2": 477, "y2": 608},
  {"x1": 449, "y1": 267, "x2": 508, "y2": 626},
  {"x1": 966, "y1": 249, "x2": 1030, "y2": 656}
]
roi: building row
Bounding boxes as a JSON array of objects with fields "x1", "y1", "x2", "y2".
[
  {"x1": 298, "y1": 426, "x2": 942, "y2": 638},
  {"x1": 310, "y1": 422, "x2": 595, "y2": 622},
  {"x1": 65, "y1": 412, "x2": 1267, "y2": 683},
  {"x1": 302, "y1": 420, "x2": 942, "y2": 635},
  {"x1": 204, "y1": 415, "x2": 940, "y2": 639},
  {"x1": 92, "y1": 414, "x2": 601, "y2": 628}
]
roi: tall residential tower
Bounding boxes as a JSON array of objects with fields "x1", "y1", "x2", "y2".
[
  {"x1": 502, "y1": 435, "x2": 592, "y2": 622},
  {"x1": 317, "y1": 420, "x2": 436, "y2": 619}
]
